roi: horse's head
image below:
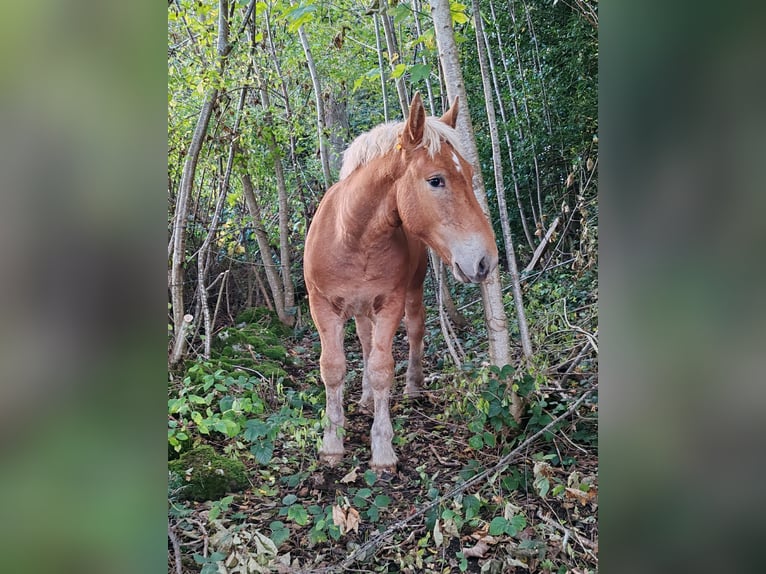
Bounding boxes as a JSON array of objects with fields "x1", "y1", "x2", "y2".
[{"x1": 396, "y1": 93, "x2": 499, "y2": 283}]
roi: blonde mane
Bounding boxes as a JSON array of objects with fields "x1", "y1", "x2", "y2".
[{"x1": 339, "y1": 116, "x2": 466, "y2": 180}]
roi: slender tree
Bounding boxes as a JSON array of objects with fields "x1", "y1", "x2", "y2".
[
  {"x1": 240, "y1": 168, "x2": 289, "y2": 324},
  {"x1": 294, "y1": 14, "x2": 332, "y2": 187},
  {"x1": 471, "y1": 0, "x2": 532, "y2": 360},
  {"x1": 170, "y1": 0, "x2": 232, "y2": 364},
  {"x1": 430, "y1": 0, "x2": 522, "y2": 419}
]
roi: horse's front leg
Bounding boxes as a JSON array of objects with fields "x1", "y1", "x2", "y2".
[
  {"x1": 355, "y1": 315, "x2": 374, "y2": 411},
  {"x1": 311, "y1": 299, "x2": 347, "y2": 466},
  {"x1": 367, "y1": 302, "x2": 404, "y2": 472}
]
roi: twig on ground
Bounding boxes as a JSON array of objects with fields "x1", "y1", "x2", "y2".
[
  {"x1": 536, "y1": 509, "x2": 597, "y2": 557},
  {"x1": 168, "y1": 520, "x2": 183, "y2": 574}
]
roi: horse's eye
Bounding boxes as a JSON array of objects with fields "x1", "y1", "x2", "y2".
[{"x1": 427, "y1": 176, "x2": 445, "y2": 188}]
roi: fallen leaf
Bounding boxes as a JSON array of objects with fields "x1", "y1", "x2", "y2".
[
  {"x1": 462, "y1": 539, "x2": 490, "y2": 558},
  {"x1": 346, "y1": 507, "x2": 360, "y2": 533},
  {"x1": 433, "y1": 519, "x2": 444, "y2": 547},
  {"x1": 340, "y1": 466, "x2": 359, "y2": 484},
  {"x1": 565, "y1": 486, "x2": 597, "y2": 505},
  {"x1": 332, "y1": 505, "x2": 347, "y2": 533}
]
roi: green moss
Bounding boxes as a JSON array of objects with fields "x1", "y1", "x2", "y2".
[
  {"x1": 235, "y1": 306, "x2": 293, "y2": 338},
  {"x1": 262, "y1": 345, "x2": 287, "y2": 361},
  {"x1": 168, "y1": 445, "x2": 249, "y2": 501}
]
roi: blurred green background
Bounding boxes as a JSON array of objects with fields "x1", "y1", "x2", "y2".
[{"x1": 0, "y1": 0, "x2": 764, "y2": 572}]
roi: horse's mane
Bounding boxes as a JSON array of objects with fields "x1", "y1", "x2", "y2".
[{"x1": 339, "y1": 116, "x2": 466, "y2": 180}]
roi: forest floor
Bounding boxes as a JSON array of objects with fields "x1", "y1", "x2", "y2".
[{"x1": 169, "y1": 318, "x2": 598, "y2": 574}]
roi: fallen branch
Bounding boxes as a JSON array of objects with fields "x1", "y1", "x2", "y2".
[
  {"x1": 296, "y1": 387, "x2": 595, "y2": 573},
  {"x1": 168, "y1": 520, "x2": 183, "y2": 574},
  {"x1": 524, "y1": 216, "x2": 560, "y2": 274}
]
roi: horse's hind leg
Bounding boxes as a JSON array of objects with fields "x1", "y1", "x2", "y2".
[
  {"x1": 355, "y1": 315, "x2": 373, "y2": 411},
  {"x1": 311, "y1": 298, "x2": 347, "y2": 466},
  {"x1": 403, "y1": 286, "x2": 425, "y2": 397}
]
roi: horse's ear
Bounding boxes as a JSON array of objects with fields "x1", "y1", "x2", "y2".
[
  {"x1": 440, "y1": 96, "x2": 460, "y2": 128},
  {"x1": 402, "y1": 92, "x2": 426, "y2": 149}
]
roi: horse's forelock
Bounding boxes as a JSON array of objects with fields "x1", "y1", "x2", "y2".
[{"x1": 339, "y1": 117, "x2": 466, "y2": 180}]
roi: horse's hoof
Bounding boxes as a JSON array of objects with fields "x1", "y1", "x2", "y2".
[
  {"x1": 403, "y1": 385, "x2": 423, "y2": 398},
  {"x1": 369, "y1": 464, "x2": 397, "y2": 480},
  {"x1": 319, "y1": 452, "x2": 344, "y2": 467}
]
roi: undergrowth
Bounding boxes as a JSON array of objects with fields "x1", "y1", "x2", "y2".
[{"x1": 168, "y1": 269, "x2": 598, "y2": 573}]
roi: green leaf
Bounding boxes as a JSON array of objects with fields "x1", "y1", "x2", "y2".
[
  {"x1": 389, "y1": 3, "x2": 411, "y2": 24},
  {"x1": 509, "y1": 514, "x2": 527, "y2": 535},
  {"x1": 463, "y1": 495, "x2": 480, "y2": 519},
  {"x1": 452, "y1": 13, "x2": 469, "y2": 24},
  {"x1": 489, "y1": 516, "x2": 509, "y2": 536},
  {"x1": 366, "y1": 505, "x2": 380, "y2": 523},
  {"x1": 287, "y1": 504, "x2": 309, "y2": 525},
  {"x1": 269, "y1": 521, "x2": 290, "y2": 546},
  {"x1": 468, "y1": 434, "x2": 484, "y2": 450},
  {"x1": 410, "y1": 63, "x2": 431, "y2": 83},
  {"x1": 219, "y1": 396, "x2": 234, "y2": 412},
  {"x1": 373, "y1": 494, "x2": 391, "y2": 508},
  {"x1": 391, "y1": 63, "x2": 407, "y2": 79},
  {"x1": 168, "y1": 398, "x2": 185, "y2": 413},
  {"x1": 251, "y1": 440, "x2": 274, "y2": 465},
  {"x1": 363, "y1": 469, "x2": 378, "y2": 486},
  {"x1": 244, "y1": 419, "x2": 268, "y2": 441},
  {"x1": 282, "y1": 493, "x2": 298, "y2": 505},
  {"x1": 284, "y1": 4, "x2": 316, "y2": 33},
  {"x1": 482, "y1": 431, "x2": 496, "y2": 447},
  {"x1": 214, "y1": 418, "x2": 240, "y2": 437}
]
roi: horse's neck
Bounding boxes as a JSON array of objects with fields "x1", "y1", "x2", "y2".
[{"x1": 337, "y1": 159, "x2": 403, "y2": 243}]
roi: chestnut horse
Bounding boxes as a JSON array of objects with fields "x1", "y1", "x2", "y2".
[{"x1": 304, "y1": 94, "x2": 498, "y2": 471}]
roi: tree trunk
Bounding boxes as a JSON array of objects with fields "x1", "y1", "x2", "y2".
[
  {"x1": 380, "y1": 12, "x2": 410, "y2": 117},
  {"x1": 240, "y1": 171, "x2": 289, "y2": 324},
  {"x1": 170, "y1": 0, "x2": 232, "y2": 365},
  {"x1": 295, "y1": 21, "x2": 332, "y2": 187},
  {"x1": 471, "y1": 0, "x2": 532, "y2": 361},
  {"x1": 253, "y1": 72, "x2": 296, "y2": 326},
  {"x1": 482, "y1": 5, "x2": 535, "y2": 250},
  {"x1": 412, "y1": 0, "x2": 437, "y2": 116},
  {"x1": 431, "y1": 0, "x2": 521, "y2": 421},
  {"x1": 507, "y1": 0, "x2": 544, "y2": 228},
  {"x1": 196, "y1": 83, "x2": 248, "y2": 358},
  {"x1": 372, "y1": 13, "x2": 390, "y2": 122}
]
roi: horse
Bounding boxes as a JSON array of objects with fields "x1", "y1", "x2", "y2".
[{"x1": 303, "y1": 93, "x2": 498, "y2": 472}]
